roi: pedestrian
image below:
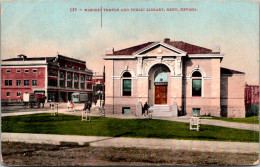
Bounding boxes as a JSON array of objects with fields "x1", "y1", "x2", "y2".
[
  {"x1": 71, "y1": 100, "x2": 74, "y2": 110},
  {"x1": 41, "y1": 94, "x2": 46, "y2": 108},
  {"x1": 67, "y1": 100, "x2": 71, "y2": 109},
  {"x1": 83, "y1": 100, "x2": 88, "y2": 111},
  {"x1": 144, "y1": 102, "x2": 150, "y2": 116},
  {"x1": 87, "y1": 100, "x2": 92, "y2": 111}
]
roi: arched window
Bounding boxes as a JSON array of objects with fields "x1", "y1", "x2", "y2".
[
  {"x1": 67, "y1": 74, "x2": 71, "y2": 80},
  {"x1": 74, "y1": 75, "x2": 78, "y2": 81},
  {"x1": 122, "y1": 72, "x2": 132, "y2": 96},
  {"x1": 192, "y1": 71, "x2": 202, "y2": 97}
]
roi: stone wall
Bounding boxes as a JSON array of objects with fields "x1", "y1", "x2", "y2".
[{"x1": 220, "y1": 74, "x2": 245, "y2": 118}]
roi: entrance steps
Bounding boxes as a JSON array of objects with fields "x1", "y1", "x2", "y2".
[{"x1": 149, "y1": 105, "x2": 173, "y2": 117}]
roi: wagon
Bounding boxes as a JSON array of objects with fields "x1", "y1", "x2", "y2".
[{"x1": 23, "y1": 93, "x2": 44, "y2": 108}]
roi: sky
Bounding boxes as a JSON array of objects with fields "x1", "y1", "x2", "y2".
[{"x1": 1, "y1": 0, "x2": 259, "y2": 84}]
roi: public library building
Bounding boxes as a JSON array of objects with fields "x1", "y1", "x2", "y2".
[{"x1": 103, "y1": 38, "x2": 245, "y2": 118}]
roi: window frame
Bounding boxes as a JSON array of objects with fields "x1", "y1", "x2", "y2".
[
  {"x1": 16, "y1": 80, "x2": 21, "y2": 87},
  {"x1": 17, "y1": 92, "x2": 22, "y2": 97},
  {"x1": 24, "y1": 80, "x2": 29, "y2": 86},
  {"x1": 5, "y1": 80, "x2": 12, "y2": 86},
  {"x1": 192, "y1": 79, "x2": 202, "y2": 97},
  {"x1": 32, "y1": 69, "x2": 37, "y2": 73},
  {"x1": 6, "y1": 69, "x2": 11, "y2": 73},
  {"x1": 24, "y1": 69, "x2": 29, "y2": 73},
  {"x1": 122, "y1": 107, "x2": 131, "y2": 114},
  {"x1": 6, "y1": 92, "x2": 10, "y2": 97},
  {"x1": 191, "y1": 70, "x2": 203, "y2": 97},
  {"x1": 16, "y1": 69, "x2": 21, "y2": 73},
  {"x1": 32, "y1": 80, "x2": 37, "y2": 86},
  {"x1": 121, "y1": 72, "x2": 132, "y2": 97}
]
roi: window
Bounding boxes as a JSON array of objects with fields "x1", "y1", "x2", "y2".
[
  {"x1": 33, "y1": 69, "x2": 37, "y2": 73},
  {"x1": 6, "y1": 69, "x2": 11, "y2": 73},
  {"x1": 48, "y1": 79, "x2": 57, "y2": 87},
  {"x1": 67, "y1": 74, "x2": 71, "y2": 79},
  {"x1": 74, "y1": 75, "x2": 78, "y2": 80},
  {"x1": 74, "y1": 75, "x2": 78, "y2": 89},
  {"x1": 16, "y1": 80, "x2": 21, "y2": 86},
  {"x1": 32, "y1": 80, "x2": 37, "y2": 86},
  {"x1": 60, "y1": 73, "x2": 64, "y2": 78},
  {"x1": 17, "y1": 92, "x2": 21, "y2": 97},
  {"x1": 122, "y1": 72, "x2": 132, "y2": 96},
  {"x1": 48, "y1": 70, "x2": 57, "y2": 76},
  {"x1": 192, "y1": 71, "x2": 202, "y2": 97},
  {"x1": 24, "y1": 69, "x2": 29, "y2": 73},
  {"x1": 59, "y1": 73, "x2": 65, "y2": 87},
  {"x1": 67, "y1": 74, "x2": 72, "y2": 88},
  {"x1": 122, "y1": 107, "x2": 130, "y2": 114},
  {"x1": 192, "y1": 108, "x2": 200, "y2": 117},
  {"x1": 6, "y1": 92, "x2": 10, "y2": 97},
  {"x1": 80, "y1": 76, "x2": 84, "y2": 89},
  {"x1": 16, "y1": 69, "x2": 21, "y2": 73},
  {"x1": 24, "y1": 80, "x2": 29, "y2": 86},
  {"x1": 5, "y1": 80, "x2": 12, "y2": 86}
]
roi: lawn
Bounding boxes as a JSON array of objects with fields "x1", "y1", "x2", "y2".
[
  {"x1": 211, "y1": 116, "x2": 259, "y2": 124},
  {"x1": 2, "y1": 113, "x2": 259, "y2": 142}
]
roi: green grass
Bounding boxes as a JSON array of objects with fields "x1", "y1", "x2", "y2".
[
  {"x1": 211, "y1": 116, "x2": 259, "y2": 124},
  {"x1": 2, "y1": 113, "x2": 259, "y2": 142}
]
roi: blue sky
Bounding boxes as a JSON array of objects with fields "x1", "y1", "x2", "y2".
[{"x1": 1, "y1": 0, "x2": 259, "y2": 84}]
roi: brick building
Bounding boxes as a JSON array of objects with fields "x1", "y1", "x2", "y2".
[
  {"x1": 103, "y1": 38, "x2": 246, "y2": 118},
  {"x1": 1, "y1": 54, "x2": 93, "y2": 102}
]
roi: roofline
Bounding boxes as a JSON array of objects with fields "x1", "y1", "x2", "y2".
[
  {"x1": 132, "y1": 41, "x2": 187, "y2": 56},
  {"x1": 221, "y1": 73, "x2": 245, "y2": 76},
  {"x1": 102, "y1": 53, "x2": 224, "y2": 60},
  {"x1": 102, "y1": 55, "x2": 136, "y2": 60},
  {"x1": 188, "y1": 54, "x2": 224, "y2": 58}
]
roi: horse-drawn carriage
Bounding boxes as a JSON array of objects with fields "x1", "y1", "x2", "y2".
[{"x1": 23, "y1": 93, "x2": 46, "y2": 108}]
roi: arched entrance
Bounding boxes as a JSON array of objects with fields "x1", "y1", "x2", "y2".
[{"x1": 148, "y1": 64, "x2": 171, "y2": 105}]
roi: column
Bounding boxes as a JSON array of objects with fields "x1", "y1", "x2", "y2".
[
  {"x1": 65, "y1": 71, "x2": 67, "y2": 87},
  {"x1": 57, "y1": 70, "x2": 60, "y2": 88}
]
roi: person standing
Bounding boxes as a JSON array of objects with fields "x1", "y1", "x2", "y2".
[
  {"x1": 67, "y1": 100, "x2": 71, "y2": 109},
  {"x1": 83, "y1": 100, "x2": 88, "y2": 111},
  {"x1": 87, "y1": 100, "x2": 92, "y2": 111},
  {"x1": 144, "y1": 102, "x2": 150, "y2": 116},
  {"x1": 71, "y1": 100, "x2": 74, "y2": 110},
  {"x1": 41, "y1": 94, "x2": 46, "y2": 108}
]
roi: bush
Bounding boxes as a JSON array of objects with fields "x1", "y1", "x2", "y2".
[{"x1": 246, "y1": 104, "x2": 259, "y2": 117}]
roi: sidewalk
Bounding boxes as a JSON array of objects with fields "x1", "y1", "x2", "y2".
[
  {"x1": 1, "y1": 103, "x2": 259, "y2": 131},
  {"x1": 2, "y1": 132, "x2": 259, "y2": 154}
]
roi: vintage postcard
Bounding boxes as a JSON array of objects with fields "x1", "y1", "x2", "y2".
[{"x1": 1, "y1": 0, "x2": 259, "y2": 166}]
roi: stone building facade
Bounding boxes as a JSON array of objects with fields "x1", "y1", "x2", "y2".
[{"x1": 103, "y1": 38, "x2": 246, "y2": 118}]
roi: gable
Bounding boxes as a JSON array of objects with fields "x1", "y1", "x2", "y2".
[
  {"x1": 134, "y1": 42, "x2": 187, "y2": 57},
  {"x1": 138, "y1": 45, "x2": 184, "y2": 57}
]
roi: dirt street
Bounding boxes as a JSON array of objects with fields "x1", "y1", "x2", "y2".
[{"x1": 2, "y1": 142, "x2": 258, "y2": 166}]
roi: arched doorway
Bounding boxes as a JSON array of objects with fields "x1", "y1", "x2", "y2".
[{"x1": 148, "y1": 64, "x2": 171, "y2": 105}]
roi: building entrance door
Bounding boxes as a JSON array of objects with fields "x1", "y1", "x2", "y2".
[{"x1": 155, "y1": 85, "x2": 167, "y2": 104}]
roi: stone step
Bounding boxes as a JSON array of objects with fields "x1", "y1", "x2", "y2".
[
  {"x1": 149, "y1": 105, "x2": 173, "y2": 117},
  {"x1": 152, "y1": 111, "x2": 173, "y2": 117}
]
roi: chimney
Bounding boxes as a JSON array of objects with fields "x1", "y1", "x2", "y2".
[
  {"x1": 17, "y1": 54, "x2": 27, "y2": 60},
  {"x1": 212, "y1": 45, "x2": 220, "y2": 53},
  {"x1": 106, "y1": 47, "x2": 114, "y2": 55},
  {"x1": 164, "y1": 38, "x2": 170, "y2": 43}
]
